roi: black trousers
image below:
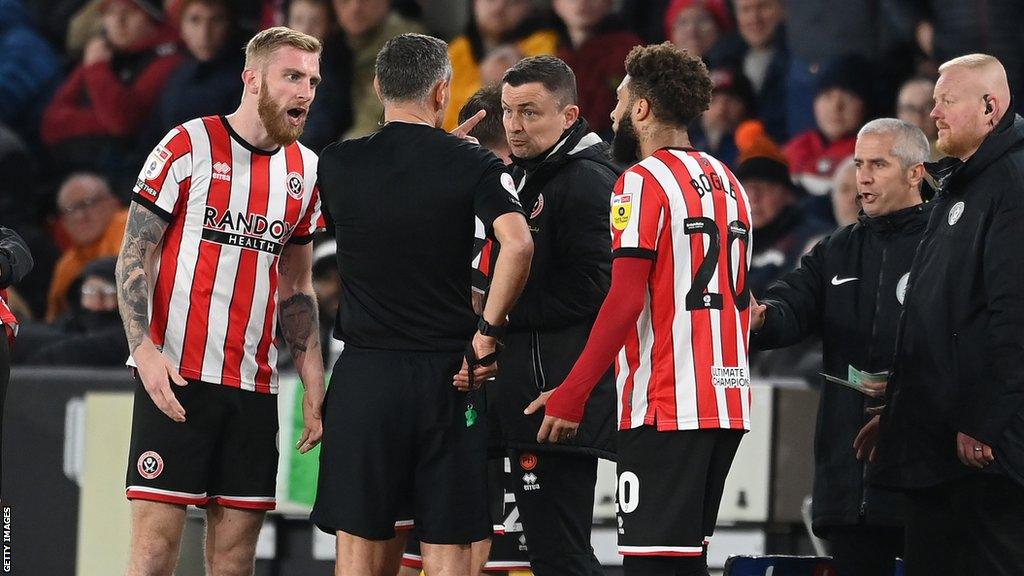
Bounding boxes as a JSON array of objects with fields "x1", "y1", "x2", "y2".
[
  {"x1": 825, "y1": 525, "x2": 903, "y2": 576},
  {"x1": 904, "y1": 474, "x2": 1024, "y2": 576},
  {"x1": 0, "y1": 334, "x2": 8, "y2": 498},
  {"x1": 508, "y1": 449, "x2": 604, "y2": 576}
]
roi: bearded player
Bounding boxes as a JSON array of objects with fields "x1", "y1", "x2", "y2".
[
  {"x1": 527, "y1": 43, "x2": 753, "y2": 576},
  {"x1": 116, "y1": 27, "x2": 325, "y2": 576}
]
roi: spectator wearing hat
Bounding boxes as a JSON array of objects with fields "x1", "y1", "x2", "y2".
[
  {"x1": 738, "y1": 153, "x2": 830, "y2": 295},
  {"x1": 690, "y1": 66, "x2": 755, "y2": 168},
  {"x1": 664, "y1": 0, "x2": 733, "y2": 62},
  {"x1": 785, "y1": 55, "x2": 869, "y2": 200},
  {"x1": 153, "y1": 0, "x2": 242, "y2": 137},
  {"x1": 40, "y1": 0, "x2": 182, "y2": 186},
  {"x1": 707, "y1": 0, "x2": 790, "y2": 143},
  {"x1": 443, "y1": 0, "x2": 558, "y2": 132},
  {"x1": 26, "y1": 257, "x2": 129, "y2": 366},
  {"x1": 552, "y1": 0, "x2": 640, "y2": 138}
]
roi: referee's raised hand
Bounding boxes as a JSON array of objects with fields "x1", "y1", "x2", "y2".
[
  {"x1": 134, "y1": 339, "x2": 188, "y2": 422},
  {"x1": 450, "y1": 109, "x2": 486, "y2": 145}
]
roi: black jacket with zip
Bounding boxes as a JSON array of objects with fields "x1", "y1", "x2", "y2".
[
  {"x1": 486, "y1": 119, "x2": 620, "y2": 459},
  {"x1": 872, "y1": 112, "x2": 1024, "y2": 490},
  {"x1": 752, "y1": 203, "x2": 930, "y2": 534}
]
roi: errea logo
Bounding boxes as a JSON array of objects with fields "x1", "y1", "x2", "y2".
[{"x1": 212, "y1": 162, "x2": 231, "y2": 181}]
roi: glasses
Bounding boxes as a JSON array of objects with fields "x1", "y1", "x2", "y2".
[
  {"x1": 59, "y1": 195, "x2": 110, "y2": 217},
  {"x1": 82, "y1": 285, "x2": 118, "y2": 297}
]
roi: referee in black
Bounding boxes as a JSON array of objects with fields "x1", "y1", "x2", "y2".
[{"x1": 310, "y1": 33, "x2": 534, "y2": 576}]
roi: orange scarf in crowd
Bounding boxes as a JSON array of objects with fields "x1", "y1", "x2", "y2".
[{"x1": 46, "y1": 209, "x2": 128, "y2": 321}]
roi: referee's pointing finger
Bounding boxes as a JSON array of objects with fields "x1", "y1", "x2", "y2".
[{"x1": 452, "y1": 109, "x2": 486, "y2": 139}]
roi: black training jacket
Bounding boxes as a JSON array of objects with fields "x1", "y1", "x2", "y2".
[
  {"x1": 872, "y1": 112, "x2": 1024, "y2": 490},
  {"x1": 486, "y1": 119, "x2": 621, "y2": 459},
  {"x1": 752, "y1": 203, "x2": 929, "y2": 534}
]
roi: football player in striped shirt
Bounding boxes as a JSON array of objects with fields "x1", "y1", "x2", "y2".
[
  {"x1": 528, "y1": 43, "x2": 753, "y2": 576},
  {"x1": 115, "y1": 27, "x2": 325, "y2": 576}
]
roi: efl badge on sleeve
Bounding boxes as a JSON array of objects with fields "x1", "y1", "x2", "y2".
[
  {"x1": 143, "y1": 146, "x2": 172, "y2": 181},
  {"x1": 611, "y1": 193, "x2": 632, "y2": 231}
]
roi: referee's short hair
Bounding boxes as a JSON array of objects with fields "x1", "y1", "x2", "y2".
[
  {"x1": 502, "y1": 56, "x2": 578, "y2": 107},
  {"x1": 458, "y1": 85, "x2": 506, "y2": 150},
  {"x1": 375, "y1": 33, "x2": 452, "y2": 103}
]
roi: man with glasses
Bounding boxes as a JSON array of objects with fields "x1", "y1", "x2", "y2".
[{"x1": 47, "y1": 172, "x2": 126, "y2": 321}]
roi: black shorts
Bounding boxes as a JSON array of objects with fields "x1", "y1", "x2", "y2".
[
  {"x1": 310, "y1": 346, "x2": 491, "y2": 544},
  {"x1": 616, "y1": 426, "x2": 743, "y2": 557},
  {"x1": 125, "y1": 376, "x2": 279, "y2": 510},
  {"x1": 402, "y1": 457, "x2": 532, "y2": 572}
]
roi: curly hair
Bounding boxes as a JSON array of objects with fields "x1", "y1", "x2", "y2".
[{"x1": 624, "y1": 43, "x2": 712, "y2": 128}]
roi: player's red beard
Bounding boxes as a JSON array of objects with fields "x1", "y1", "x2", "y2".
[{"x1": 258, "y1": 86, "x2": 306, "y2": 146}]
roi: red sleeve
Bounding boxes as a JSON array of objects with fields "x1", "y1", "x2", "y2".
[
  {"x1": 40, "y1": 66, "x2": 106, "y2": 145},
  {"x1": 543, "y1": 257, "x2": 653, "y2": 423},
  {"x1": 82, "y1": 54, "x2": 184, "y2": 136}
]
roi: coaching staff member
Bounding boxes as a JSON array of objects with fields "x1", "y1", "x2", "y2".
[
  {"x1": 485, "y1": 55, "x2": 621, "y2": 576},
  {"x1": 311, "y1": 33, "x2": 533, "y2": 576},
  {"x1": 871, "y1": 54, "x2": 1024, "y2": 575},
  {"x1": 750, "y1": 118, "x2": 932, "y2": 576}
]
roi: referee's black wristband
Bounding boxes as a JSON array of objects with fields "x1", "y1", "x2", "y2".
[{"x1": 477, "y1": 317, "x2": 506, "y2": 340}]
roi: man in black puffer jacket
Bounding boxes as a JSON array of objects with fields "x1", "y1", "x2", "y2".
[
  {"x1": 871, "y1": 54, "x2": 1024, "y2": 576},
  {"x1": 751, "y1": 118, "x2": 932, "y2": 576},
  {"x1": 485, "y1": 56, "x2": 620, "y2": 576}
]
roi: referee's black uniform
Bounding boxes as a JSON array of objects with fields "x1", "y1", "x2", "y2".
[{"x1": 310, "y1": 121, "x2": 525, "y2": 544}]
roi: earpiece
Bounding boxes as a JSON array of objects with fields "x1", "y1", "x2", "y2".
[{"x1": 984, "y1": 95, "x2": 993, "y2": 115}]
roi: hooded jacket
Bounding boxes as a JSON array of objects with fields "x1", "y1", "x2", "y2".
[
  {"x1": 872, "y1": 111, "x2": 1024, "y2": 490},
  {"x1": 753, "y1": 203, "x2": 930, "y2": 534},
  {"x1": 486, "y1": 119, "x2": 620, "y2": 458}
]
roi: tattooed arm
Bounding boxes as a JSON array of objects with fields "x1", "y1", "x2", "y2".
[
  {"x1": 278, "y1": 241, "x2": 325, "y2": 453},
  {"x1": 115, "y1": 202, "x2": 188, "y2": 422}
]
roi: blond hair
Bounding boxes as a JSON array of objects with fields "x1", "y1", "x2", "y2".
[
  {"x1": 244, "y1": 26, "x2": 321, "y2": 70},
  {"x1": 938, "y1": 53, "x2": 1002, "y2": 74}
]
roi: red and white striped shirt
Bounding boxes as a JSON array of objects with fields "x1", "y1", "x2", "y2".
[
  {"x1": 130, "y1": 116, "x2": 323, "y2": 394},
  {"x1": 0, "y1": 289, "x2": 16, "y2": 342},
  {"x1": 611, "y1": 148, "x2": 752, "y2": 431}
]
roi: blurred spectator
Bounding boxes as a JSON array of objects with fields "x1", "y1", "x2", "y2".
[
  {"x1": 0, "y1": 0, "x2": 62, "y2": 145},
  {"x1": 478, "y1": 44, "x2": 523, "y2": 86},
  {"x1": 47, "y1": 173, "x2": 127, "y2": 322},
  {"x1": 737, "y1": 154, "x2": 830, "y2": 295},
  {"x1": 785, "y1": 55, "x2": 867, "y2": 198},
  {"x1": 783, "y1": 1, "x2": 913, "y2": 136},
  {"x1": 707, "y1": 0, "x2": 789, "y2": 142},
  {"x1": 288, "y1": 0, "x2": 334, "y2": 40},
  {"x1": 552, "y1": 0, "x2": 640, "y2": 137},
  {"x1": 333, "y1": 0, "x2": 423, "y2": 139},
  {"x1": 664, "y1": 0, "x2": 733, "y2": 62},
  {"x1": 896, "y1": 76, "x2": 942, "y2": 160},
  {"x1": 444, "y1": 0, "x2": 557, "y2": 131},
  {"x1": 690, "y1": 67, "x2": 755, "y2": 167},
  {"x1": 41, "y1": 0, "x2": 183, "y2": 187},
  {"x1": 830, "y1": 155, "x2": 859, "y2": 227},
  {"x1": 620, "y1": 0, "x2": 671, "y2": 43},
  {"x1": 66, "y1": 0, "x2": 105, "y2": 58},
  {"x1": 26, "y1": 257, "x2": 129, "y2": 366},
  {"x1": 311, "y1": 240, "x2": 343, "y2": 366},
  {"x1": 153, "y1": 0, "x2": 242, "y2": 136}
]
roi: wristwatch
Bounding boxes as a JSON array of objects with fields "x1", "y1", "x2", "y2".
[{"x1": 477, "y1": 317, "x2": 507, "y2": 340}]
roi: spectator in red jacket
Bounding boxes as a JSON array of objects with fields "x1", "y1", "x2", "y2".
[
  {"x1": 664, "y1": 0, "x2": 733, "y2": 62},
  {"x1": 40, "y1": 0, "x2": 182, "y2": 186},
  {"x1": 784, "y1": 55, "x2": 868, "y2": 197},
  {"x1": 552, "y1": 0, "x2": 639, "y2": 137}
]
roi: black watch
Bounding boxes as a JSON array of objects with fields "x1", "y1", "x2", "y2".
[{"x1": 477, "y1": 317, "x2": 506, "y2": 340}]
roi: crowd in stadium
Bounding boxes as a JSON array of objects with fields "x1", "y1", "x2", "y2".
[{"x1": 2, "y1": 0, "x2": 1020, "y2": 373}]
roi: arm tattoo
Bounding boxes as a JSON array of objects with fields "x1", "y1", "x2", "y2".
[
  {"x1": 279, "y1": 294, "x2": 318, "y2": 357},
  {"x1": 116, "y1": 203, "x2": 169, "y2": 353}
]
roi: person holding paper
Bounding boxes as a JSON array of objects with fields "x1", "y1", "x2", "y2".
[{"x1": 750, "y1": 118, "x2": 931, "y2": 576}]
